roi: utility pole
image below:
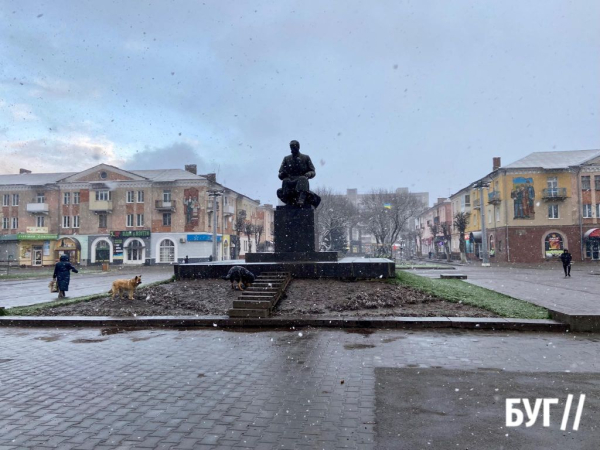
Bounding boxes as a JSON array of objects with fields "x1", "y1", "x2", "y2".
[{"x1": 207, "y1": 189, "x2": 223, "y2": 261}]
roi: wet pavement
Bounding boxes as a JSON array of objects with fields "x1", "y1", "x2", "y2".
[
  {"x1": 0, "y1": 267, "x2": 174, "y2": 309},
  {"x1": 0, "y1": 327, "x2": 598, "y2": 449},
  {"x1": 410, "y1": 265, "x2": 600, "y2": 316}
]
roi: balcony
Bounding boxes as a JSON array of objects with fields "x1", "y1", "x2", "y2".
[
  {"x1": 542, "y1": 188, "x2": 568, "y2": 200},
  {"x1": 26, "y1": 203, "x2": 49, "y2": 214},
  {"x1": 472, "y1": 198, "x2": 481, "y2": 209},
  {"x1": 89, "y1": 199, "x2": 113, "y2": 212},
  {"x1": 223, "y1": 204, "x2": 235, "y2": 215},
  {"x1": 155, "y1": 199, "x2": 176, "y2": 211},
  {"x1": 488, "y1": 191, "x2": 501, "y2": 204}
]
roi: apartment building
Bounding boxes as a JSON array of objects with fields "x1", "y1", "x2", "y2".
[
  {"x1": 416, "y1": 198, "x2": 452, "y2": 257},
  {"x1": 0, "y1": 163, "x2": 261, "y2": 266},
  {"x1": 449, "y1": 150, "x2": 600, "y2": 263}
]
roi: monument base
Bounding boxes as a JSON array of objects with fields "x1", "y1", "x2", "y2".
[{"x1": 245, "y1": 251, "x2": 337, "y2": 263}]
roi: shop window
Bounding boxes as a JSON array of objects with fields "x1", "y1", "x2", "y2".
[
  {"x1": 545, "y1": 232, "x2": 564, "y2": 258},
  {"x1": 127, "y1": 239, "x2": 144, "y2": 261},
  {"x1": 95, "y1": 240, "x2": 110, "y2": 262},
  {"x1": 159, "y1": 239, "x2": 175, "y2": 263}
]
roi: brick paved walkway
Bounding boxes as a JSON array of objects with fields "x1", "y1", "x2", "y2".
[{"x1": 0, "y1": 327, "x2": 599, "y2": 449}]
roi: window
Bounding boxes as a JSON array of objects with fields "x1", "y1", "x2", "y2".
[
  {"x1": 547, "y1": 177, "x2": 558, "y2": 196},
  {"x1": 2, "y1": 194, "x2": 9, "y2": 206},
  {"x1": 583, "y1": 204, "x2": 592, "y2": 218},
  {"x1": 95, "y1": 190, "x2": 111, "y2": 201},
  {"x1": 98, "y1": 214, "x2": 107, "y2": 228},
  {"x1": 96, "y1": 240, "x2": 110, "y2": 262},
  {"x1": 73, "y1": 216, "x2": 80, "y2": 228},
  {"x1": 137, "y1": 190, "x2": 144, "y2": 203},
  {"x1": 36, "y1": 193, "x2": 45, "y2": 203},
  {"x1": 136, "y1": 213, "x2": 144, "y2": 227},
  {"x1": 498, "y1": 240, "x2": 502, "y2": 252},
  {"x1": 548, "y1": 204, "x2": 559, "y2": 219},
  {"x1": 163, "y1": 190, "x2": 171, "y2": 202},
  {"x1": 595, "y1": 176, "x2": 600, "y2": 190},
  {"x1": 495, "y1": 209, "x2": 500, "y2": 222},
  {"x1": 159, "y1": 239, "x2": 175, "y2": 263},
  {"x1": 127, "y1": 191, "x2": 135, "y2": 203},
  {"x1": 2, "y1": 218, "x2": 8, "y2": 229},
  {"x1": 12, "y1": 194, "x2": 19, "y2": 206},
  {"x1": 126, "y1": 214, "x2": 134, "y2": 227},
  {"x1": 63, "y1": 192, "x2": 70, "y2": 205},
  {"x1": 11, "y1": 217, "x2": 18, "y2": 229},
  {"x1": 582, "y1": 176, "x2": 591, "y2": 190},
  {"x1": 36, "y1": 216, "x2": 45, "y2": 227},
  {"x1": 127, "y1": 239, "x2": 143, "y2": 261},
  {"x1": 488, "y1": 212, "x2": 491, "y2": 223},
  {"x1": 464, "y1": 194, "x2": 470, "y2": 206},
  {"x1": 73, "y1": 192, "x2": 80, "y2": 204},
  {"x1": 163, "y1": 212, "x2": 171, "y2": 226},
  {"x1": 63, "y1": 216, "x2": 71, "y2": 228},
  {"x1": 545, "y1": 232, "x2": 564, "y2": 258}
]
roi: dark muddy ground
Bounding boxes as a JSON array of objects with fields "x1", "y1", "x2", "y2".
[{"x1": 33, "y1": 278, "x2": 497, "y2": 317}]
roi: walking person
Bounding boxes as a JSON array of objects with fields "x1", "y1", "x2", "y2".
[
  {"x1": 53, "y1": 254, "x2": 79, "y2": 298},
  {"x1": 560, "y1": 249, "x2": 572, "y2": 277}
]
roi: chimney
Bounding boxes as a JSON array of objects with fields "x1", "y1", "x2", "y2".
[
  {"x1": 184, "y1": 164, "x2": 197, "y2": 175},
  {"x1": 493, "y1": 157, "x2": 501, "y2": 171},
  {"x1": 204, "y1": 173, "x2": 216, "y2": 183},
  {"x1": 19, "y1": 168, "x2": 31, "y2": 174}
]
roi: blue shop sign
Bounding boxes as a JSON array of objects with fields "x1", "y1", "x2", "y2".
[{"x1": 187, "y1": 234, "x2": 222, "y2": 242}]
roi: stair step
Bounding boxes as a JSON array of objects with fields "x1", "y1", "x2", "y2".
[
  {"x1": 233, "y1": 299, "x2": 272, "y2": 309},
  {"x1": 239, "y1": 295, "x2": 275, "y2": 301},
  {"x1": 228, "y1": 309, "x2": 271, "y2": 318}
]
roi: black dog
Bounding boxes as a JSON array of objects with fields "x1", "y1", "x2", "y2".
[{"x1": 223, "y1": 266, "x2": 255, "y2": 291}]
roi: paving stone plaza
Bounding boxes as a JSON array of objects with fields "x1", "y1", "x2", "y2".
[{"x1": 1, "y1": 327, "x2": 598, "y2": 449}]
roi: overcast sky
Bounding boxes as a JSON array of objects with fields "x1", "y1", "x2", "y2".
[{"x1": 1, "y1": 1, "x2": 598, "y2": 205}]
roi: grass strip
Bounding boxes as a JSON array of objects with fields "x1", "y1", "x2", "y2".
[
  {"x1": 6, "y1": 277, "x2": 175, "y2": 316},
  {"x1": 393, "y1": 270, "x2": 550, "y2": 319}
]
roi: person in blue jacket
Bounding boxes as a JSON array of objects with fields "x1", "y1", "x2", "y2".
[{"x1": 53, "y1": 254, "x2": 79, "y2": 298}]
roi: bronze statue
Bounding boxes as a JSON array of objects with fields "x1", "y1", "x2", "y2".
[{"x1": 277, "y1": 140, "x2": 321, "y2": 208}]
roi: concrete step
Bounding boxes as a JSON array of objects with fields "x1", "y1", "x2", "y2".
[
  {"x1": 228, "y1": 309, "x2": 271, "y2": 318},
  {"x1": 244, "y1": 288, "x2": 279, "y2": 293},
  {"x1": 238, "y1": 294, "x2": 275, "y2": 300},
  {"x1": 233, "y1": 299, "x2": 273, "y2": 309},
  {"x1": 440, "y1": 273, "x2": 467, "y2": 279}
]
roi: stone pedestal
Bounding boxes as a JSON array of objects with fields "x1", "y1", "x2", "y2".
[
  {"x1": 274, "y1": 205, "x2": 315, "y2": 253},
  {"x1": 245, "y1": 205, "x2": 337, "y2": 263}
]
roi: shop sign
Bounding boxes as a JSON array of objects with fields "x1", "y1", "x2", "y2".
[
  {"x1": 17, "y1": 233, "x2": 58, "y2": 241},
  {"x1": 113, "y1": 238, "x2": 124, "y2": 257},
  {"x1": 110, "y1": 230, "x2": 151, "y2": 238},
  {"x1": 187, "y1": 234, "x2": 222, "y2": 242},
  {"x1": 26, "y1": 227, "x2": 48, "y2": 234}
]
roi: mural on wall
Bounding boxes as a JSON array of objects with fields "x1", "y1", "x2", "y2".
[
  {"x1": 183, "y1": 188, "x2": 200, "y2": 229},
  {"x1": 511, "y1": 177, "x2": 535, "y2": 219},
  {"x1": 545, "y1": 232, "x2": 564, "y2": 258}
]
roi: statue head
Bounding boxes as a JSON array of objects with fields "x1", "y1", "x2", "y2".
[{"x1": 290, "y1": 140, "x2": 300, "y2": 156}]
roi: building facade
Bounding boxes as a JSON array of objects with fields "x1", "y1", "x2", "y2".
[
  {"x1": 449, "y1": 150, "x2": 600, "y2": 263},
  {"x1": 0, "y1": 164, "x2": 263, "y2": 266}
]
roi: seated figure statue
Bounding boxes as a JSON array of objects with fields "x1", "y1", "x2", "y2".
[{"x1": 277, "y1": 140, "x2": 321, "y2": 208}]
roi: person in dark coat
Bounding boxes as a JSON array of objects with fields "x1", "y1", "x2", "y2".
[
  {"x1": 560, "y1": 249, "x2": 572, "y2": 277},
  {"x1": 53, "y1": 254, "x2": 79, "y2": 298}
]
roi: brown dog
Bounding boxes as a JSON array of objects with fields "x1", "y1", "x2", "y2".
[{"x1": 109, "y1": 275, "x2": 142, "y2": 300}]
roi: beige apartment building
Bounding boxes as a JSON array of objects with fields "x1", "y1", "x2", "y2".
[{"x1": 0, "y1": 163, "x2": 265, "y2": 266}]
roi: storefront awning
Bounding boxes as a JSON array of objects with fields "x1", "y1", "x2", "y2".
[
  {"x1": 584, "y1": 228, "x2": 600, "y2": 239},
  {"x1": 469, "y1": 231, "x2": 482, "y2": 243}
]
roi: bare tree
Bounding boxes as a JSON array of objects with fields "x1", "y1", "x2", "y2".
[
  {"x1": 428, "y1": 223, "x2": 439, "y2": 258},
  {"x1": 315, "y1": 187, "x2": 359, "y2": 252},
  {"x1": 439, "y1": 222, "x2": 452, "y2": 262},
  {"x1": 361, "y1": 189, "x2": 423, "y2": 258},
  {"x1": 253, "y1": 224, "x2": 264, "y2": 252},
  {"x1": 232, "y1": 214, "x2": 246, "y2": 259},
  {"x1": 453, "y1": 212, "x2": 470, "y2": 263},
  {"x1": 243, "y1": 222, "x2": 255, "y2": 253}
]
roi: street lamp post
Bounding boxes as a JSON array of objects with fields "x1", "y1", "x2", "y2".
[
  {"x1": 207, "y1": 189, "x2": 223, "y2": 261},
  {"x1": 473, "y1": 180, "x2": 491, "y2": 267}
]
